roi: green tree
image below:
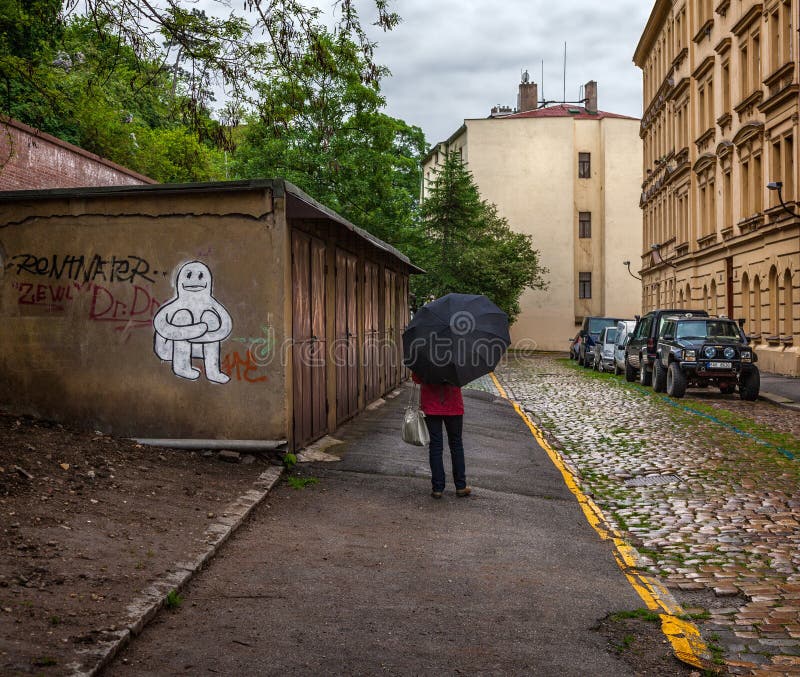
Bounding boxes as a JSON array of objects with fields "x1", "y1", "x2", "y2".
[
  {"x1": 0, "y1": 13, "x2": 227, "y2": 182},
  {"x1": 58, "y1": 0, "x2": 400, "y2": 130},
  {"x1": 232, "y1": 31, "x2": 426, "y2": 248},
  {"x1": 416, "y1": 151, "x2": 548, "y2": 323}
]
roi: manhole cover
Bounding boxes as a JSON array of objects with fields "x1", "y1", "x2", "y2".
[{"x1": 624, "y1": 474, "x2": 682, "y2": 487}]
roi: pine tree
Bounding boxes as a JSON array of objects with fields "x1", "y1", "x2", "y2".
[{"x1": 415, "y1": 151, "x2": 548, "y2": 323}]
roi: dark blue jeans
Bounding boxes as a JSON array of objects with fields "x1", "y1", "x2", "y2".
[{"x1": 425, "y1": 415, "x2": 466, "y2": 492}]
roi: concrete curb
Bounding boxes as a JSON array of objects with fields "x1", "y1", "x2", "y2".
[
  {"x1": 759, "y1": 390, "x2": 800, "y2": 411},
  {"x1": 68, "y1": 466, "x2": 284, "y2": 677}
]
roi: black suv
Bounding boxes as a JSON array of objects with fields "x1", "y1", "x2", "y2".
[
  {"x1": 575, "y1": 316, "x2": 622, "y2": 368},
  {"x1": 651, "y1": 315, "x2": 759, "y2": 399},
  {"x1": 624, "y1": 308, "x2": 708, "y2": 385}
]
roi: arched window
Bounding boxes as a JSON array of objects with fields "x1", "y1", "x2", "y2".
[
  {"x1": 679, "y1": 288, "x2": 685, "y2": 308},
  {"x1": 753, "y1": 275, "x2": 762, "y2": 336},
  {"x1": 769, "y1": 266, "x2": 779, "y2": 335},
  {"x1": 710, "y1": 279, "x2": 718, "y2": 315},
  {"x1": 741, "y1": 273, "x2": 751, "y2": 331},
  {"x1": 703, "y1": 284, "x2": 709, "y2": 312},
  {"x1": 685, "y1": 283, "x2": 692, "y2": 309},
  {"x1": 783, "y1": 269, "x2": 794, "y2": 337}
]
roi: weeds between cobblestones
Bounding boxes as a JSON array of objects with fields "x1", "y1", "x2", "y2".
[{"x1": 495, "y1": 354, "x2": 800, "y2": 675}]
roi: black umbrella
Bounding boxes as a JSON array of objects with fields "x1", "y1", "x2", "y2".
[{"x1": 402, "y1": 293, "x2": 510, "y2": 387}]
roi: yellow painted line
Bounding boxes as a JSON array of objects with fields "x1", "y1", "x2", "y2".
[{"x1": 489, "y1": 371, "x2": 713, "y2": 670}]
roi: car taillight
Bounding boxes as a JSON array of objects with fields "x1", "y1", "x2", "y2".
[{"x1": 647, "y1": 338, "x2": 655, "y2": 351}]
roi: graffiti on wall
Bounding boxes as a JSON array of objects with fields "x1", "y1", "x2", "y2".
[
  {"x1": 153, "y1": 261, "x2": 233, "y2": 383},
  {"x1": 8, "y1": 252, "x2": 166, "y2": 331},
  {"x1": 221, "y1": 323, "x2": 275, "y2": 383},
  {"x1": 10, "y1": 253, "x2": 164, "y2": 285}
]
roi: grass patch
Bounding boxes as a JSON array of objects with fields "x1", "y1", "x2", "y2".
[
  {"x1": 613, "y1": 634, "x2": 636, "y2": 653},
  {"x1": 165, "y1": 590, "x2": 183, "y2": 609},
  {"x1": 286, "y1": 476, "x2": 319, "y2": 490},
  {"x1": 680, "y1": 400, "x2": 800, "y2": 459},
  {"x1": 610, "y1": 608, "x2": 661, "y2": 623}
]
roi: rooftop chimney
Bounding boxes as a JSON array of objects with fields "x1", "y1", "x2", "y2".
[
  {"x1": 517, "y1": 70, "x2": 538, "y2": 113},
  {"x1": 584, "y1": 80, "x2": 598, "y2": 114}
]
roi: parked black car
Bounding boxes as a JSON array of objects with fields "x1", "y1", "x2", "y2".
[
  {"x1": 624, "y1": 308, "x2": 709, "y2": 384},
  {"x1": 651, "y1": 315, "x2": 759, "y2": 399},
  {"x1": 576, "y1": 316, "x2": 622, "y2": 367}
]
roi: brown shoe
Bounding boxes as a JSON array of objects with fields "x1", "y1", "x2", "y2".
[
  {"x1": 431, "y1": 491, "x2": 443, "y2": 499},
  {"x1": 456, "y1": 486, "x2": 472, "y2": 498}
]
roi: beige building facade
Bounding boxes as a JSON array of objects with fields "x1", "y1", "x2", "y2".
[
  {"x1": 421, "y1": 83, "x2": 643, "y2": 352},
  {"x1": 635, "y1": 0, "x2": 800, "y2": 375}
]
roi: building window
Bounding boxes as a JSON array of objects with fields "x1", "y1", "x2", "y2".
[
  {"x1": 721, "y1": 60, "x2": 730, "y2": 113},
  {"x1": 578, "y1": 211, "x2": 592, "y2": 238},
  {"x1": 578, "y1": 152, "x2": 591, "y2": 178},
  {"x1": 578, "y1": 272, "x2": 592, "y2": 299}
]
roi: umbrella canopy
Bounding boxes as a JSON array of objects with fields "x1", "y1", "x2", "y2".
[{"x1": 402, "y1": 293, "x2": 510, "y2": 387}]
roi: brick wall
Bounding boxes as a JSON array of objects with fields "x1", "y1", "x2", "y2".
[{"x1": 0, "y1": 117, "x2": 155, "y2": 190}]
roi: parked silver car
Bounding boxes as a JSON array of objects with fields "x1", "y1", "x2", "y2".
[
  {"x1": 593, "y1": 326, "x2": 618, "y2": 372},
  {"x1": 612, "y1": 320, "x2": 637, "y2": 375}
]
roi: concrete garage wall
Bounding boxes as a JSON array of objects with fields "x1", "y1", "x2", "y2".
[
  {"x1": 0, "y1": 117, "x2": 155, "y2": 190},
  {"x1": 0, "y1": 184, "x2": 287, "y2": 440}
]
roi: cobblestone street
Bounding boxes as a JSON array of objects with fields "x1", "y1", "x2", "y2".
[{"x1": 483, "y1": 354, "x2": 800, "y2": 675}]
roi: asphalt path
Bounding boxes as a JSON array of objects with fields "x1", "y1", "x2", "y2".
[{"x1": 105, "y1": 386, "x2": 643, "y2": 676}]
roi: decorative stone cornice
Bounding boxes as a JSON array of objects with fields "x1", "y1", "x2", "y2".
[
  {"x1": 716, "y1": 140, "x2": 734, "y2": 158},
  {"x1": 693, "y1": 19, "x2": 714, "y2": 44},
  {"x1": 732, "y1": 4, "x2": 763, "y2": 36},
  {"x1": 733, "y1": 121, "x2": 765, "y2": 147},
  {"x1": 692, "y1": 55, "x2": 716, "y2": 80},
  {"x1": 714, "y1": 37, "x2": 732, "y2": 55},
  {"x1": 633, "y1": 0, "x2": 672, "y2": 67},
  {"x1": 693, "y1": 152, "x2": 717, "y2": 174},
  {"x1": 734, "y1": 89, "x2": 764, "y2": 120}
]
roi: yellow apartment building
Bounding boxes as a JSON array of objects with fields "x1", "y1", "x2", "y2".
[
  {"x1": 421, "y1": 79, "x2": 643, "y2": 352},
  {"x1": 634, "y1": 0, "x2": 800, "y2": 374}
]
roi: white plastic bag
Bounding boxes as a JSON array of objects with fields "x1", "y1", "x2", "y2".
[{"x1": 402, "y1": 385, "x2": 429, "y2": 447}]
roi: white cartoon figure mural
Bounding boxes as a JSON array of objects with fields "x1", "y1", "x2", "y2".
[{"x1": 153, "y1": 261, "x2": 233, "y2": 383}]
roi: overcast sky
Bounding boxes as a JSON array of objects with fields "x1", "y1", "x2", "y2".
[
  {"x1": 199, "y1": 0, "x2": 654, "y2": 144},
  {"x1": 354, "y1": 0, "x2": 655, "y2": 143}
]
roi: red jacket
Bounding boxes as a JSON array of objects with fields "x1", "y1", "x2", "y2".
[{"x1": 412, "y1": 373, "x2": 464, "y2": 416}]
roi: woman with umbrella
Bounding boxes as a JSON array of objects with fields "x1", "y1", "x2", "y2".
[
  {"x1": 411, "y1": 372, "x2": 470, "y2": 499},
  {"x1": 404, "y1": 294, "x2": 510, "y2": 499}
]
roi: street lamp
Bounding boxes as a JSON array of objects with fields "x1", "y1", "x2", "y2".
[
  {"x1": 767, "y1": 181, "x2": 798, "y2": 219},
  {"x1": 623, "y1": 260, "x2": 642, "y2": 281},
  {"x1": 650, "y1": 243, "x2": 676, "y2": 268}
]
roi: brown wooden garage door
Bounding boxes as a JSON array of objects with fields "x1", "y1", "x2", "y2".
[
  {"x1": 363, "y1": 262, "x2": 381, "y2": 404},
  {"x1": 292, "y1": 231, "x2": 327, "y2": 449},
  {"x1": 335, "y1": 248, "x2": 359, "y2": 424}
]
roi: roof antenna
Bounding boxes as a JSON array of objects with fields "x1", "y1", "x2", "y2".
[
  {"x1": 562, "y1": 41, "x2": 567, "y2": 103},
  {"x1": 541, "y1": 59, "x2": 545, "y2": 106}
]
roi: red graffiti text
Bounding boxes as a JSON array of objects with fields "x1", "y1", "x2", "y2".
[{"x1": 222, "y1": 351, "x2": 268, "y2": 383}]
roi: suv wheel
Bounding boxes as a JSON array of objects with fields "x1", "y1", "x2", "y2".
[
  {"x1": 652, "y1": 360, "x2": 667, "y2": 392},
  {"x1": 740, "y1": 367, "x2": 760, "y2": 401},
  {"x1": 624, "y1": 358, "x2": 636, "y2": 383},
  {"x1": 666, "y1": 362, "x2": 687, "y2": 398},
  {"x1": 639, "y1": 355, "x2": 652, "y2": 386}
]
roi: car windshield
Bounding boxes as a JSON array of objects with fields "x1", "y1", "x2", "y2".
[
  {"x1": 675, "y1": 320, "x2": 739, "y2": 340},
  {"x1": 588, "y1": 318, "x2": 617, "y2": 333},
  {"x1": 604, "y1": 329, "x2": 617, "y2": 343}
]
